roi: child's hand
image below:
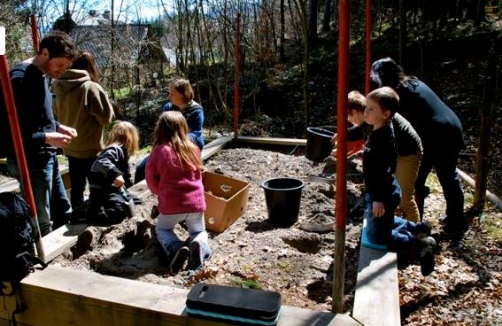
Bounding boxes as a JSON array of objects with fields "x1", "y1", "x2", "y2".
[
  {"x1": 112, "y1": 175, "x2": 125, "y2": 188},
  {"x1": 330, "y1": 133, "x2": 338, "y2": 145},
  {"x1": 372, "y1": 201, "x2": 385, "y2": 217}
]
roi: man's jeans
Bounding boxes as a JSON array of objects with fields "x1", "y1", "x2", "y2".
[{"x1": 8, "y1": 155, "x2": 72, "y2": 236}]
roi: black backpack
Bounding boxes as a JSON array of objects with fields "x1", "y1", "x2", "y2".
[
  {"x1": 0, "y1": 192, "x2": 47, "y2": 325},
  {"x1": 0, "y1": 192, "x2": 46, "y2": 285}
]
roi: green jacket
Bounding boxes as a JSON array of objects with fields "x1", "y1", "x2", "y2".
[{"x1": 53, "y1": 69, "x2": 114, "y2": 159}]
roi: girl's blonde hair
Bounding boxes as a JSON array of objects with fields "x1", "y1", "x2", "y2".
[
  {"x1": 153, "y1": 111, "x2": 202, "y2": 170},
  {"x1": 106, "y1": 120, "x2": 139, "y2": 158}
]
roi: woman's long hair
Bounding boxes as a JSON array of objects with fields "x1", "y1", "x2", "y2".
[
  {"x1": 370, "y1": 57, "x2": 417, "y2": 89},
  {"x1": 71, "y1": 51, "x2": 100, "y2": 82},
  {"x1": 106, "y1": 121, "x2": 139, "y2": 159},
  {"x1": 153, "y1": 111, "x2": 202, "y2": 170}
]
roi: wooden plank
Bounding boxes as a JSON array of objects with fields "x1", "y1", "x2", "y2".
[
  {"x1": 0, "y1": 265, "x2": 361, "y2": 326},
  {"x1": 0, "y1": 164, "x2": 70, "y2": 193},
  {"x1": 0, "y1": 179, "x2": 19, "y2": 193},
  {"x1": 201, "y1": 136, "x2": 233, "y2": 161},
  {"x1": 41, "y1": 223, "x2": 88, "y2": 263},
  {"x1": 237, "y1": 136, "x2": 307, "y2": 146},
  {"x1": 352, "y1": 247, "x2": 400, "y2": 326}
]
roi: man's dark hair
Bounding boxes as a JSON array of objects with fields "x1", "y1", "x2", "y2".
[{"x1": 38, "y1": 31, "x2": 76, "y2": 59}]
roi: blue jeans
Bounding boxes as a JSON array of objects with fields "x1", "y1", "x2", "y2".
[
  {"x1": 364, "y1": 179, "x2": 402, "y2": 246},
  {"x1": 390, "y1": 217, "x2": 419, "y2": 256},
  {"x1": 156, "y1": 212, "x2": 211, "y2": 259},
  {"x1": 8, "y1": 156, "x2": 72, "y2": 236},
  {"x1": 67, "y1": 155, "x2": 96, "y2": 208},
  {"x1": 134, "y1": 155, "x2": 149, "y2": 184}
]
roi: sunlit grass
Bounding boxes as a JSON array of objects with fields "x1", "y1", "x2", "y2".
[
  {"x1": 482, "y1": 213, "x2": 502, "y2": 240},
  {"x1": 113, "y1": 87, "x2": 132, "y2": 100},
  {"x1": 427, "y1": 170, "x2": 502, "y2": 241},
  {"x1": 229, "y1": 277, "x2": 262, "y2": 290}
]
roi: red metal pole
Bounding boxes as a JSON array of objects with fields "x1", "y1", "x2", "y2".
[
  {"x1": 30, "y1": 14, "x2": 39, "y2": 54},
  {"x1": 335, "y1": 3, "x2": 349, "y2": 236},
  {"x1": 233, "y1": 13, "x2": 241, "y2": 138},
  {"x1": 365, "y1": 0, "x2": 372, "y2": 94},
  {"x1": 333, "y1": 0, "x2": 350, "y2": 313},
  {"x1": 0, "y1": 33, "x2": 45, "y2": 259}
]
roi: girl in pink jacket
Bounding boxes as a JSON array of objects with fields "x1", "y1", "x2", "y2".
[{"x1": 146, "y1": 111, "x2": 210, "y2": 274}]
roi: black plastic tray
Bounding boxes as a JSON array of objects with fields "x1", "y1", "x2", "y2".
[{"x1": 186, "y1": 282, "x2": 281, "y2": 324}]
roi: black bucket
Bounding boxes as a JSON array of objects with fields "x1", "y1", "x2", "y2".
[
  {"x1": 261, "y1": 178, "x2": 305, "y2": 227},
  {"x1": 306, "y1": 127, "x2": 335, "y2": 162}
]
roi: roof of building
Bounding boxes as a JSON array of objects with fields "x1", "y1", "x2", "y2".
[{"x1": 70, "y1": 23, "x2": 167, "y2": 69}]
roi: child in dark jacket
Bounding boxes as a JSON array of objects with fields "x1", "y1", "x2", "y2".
[
  {"x1": 363, "y1": 87, "x2": 436, "y2": 276},
  {"x1": 145, "y1": 111, "x2": 211, "y2": 274},
  {"x1": 336, "y1": 90, "x2": 423, "y2": 222},
  {"x1": 84, "y1": 121, "x2": 139, "y2": 224}
]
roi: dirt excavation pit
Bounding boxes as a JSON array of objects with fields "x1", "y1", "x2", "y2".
[{"x1": 52, "y1": 147, "x2": 366, "y2": 311}]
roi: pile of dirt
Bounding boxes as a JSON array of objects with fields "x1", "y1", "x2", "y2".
[
  {"x1": 52, "y1": 148, "x2": 366, "y2": 311},
  {"x1": 12, "y1": 145, "x2": 502, "y2": 324}
]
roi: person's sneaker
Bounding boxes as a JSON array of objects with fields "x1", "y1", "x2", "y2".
[
  {"x1": 419, "y1": 236, "x2": 436, "y2": 276},
  {"x1": 188, "y1": 240, "x2": 203, "y2": 271},
  {"x1": 169, "y1": 246, "x2": 189, "y2": 274},
  {"x1": 413, "y1": 221, "x2": 432, "y2": 239}
]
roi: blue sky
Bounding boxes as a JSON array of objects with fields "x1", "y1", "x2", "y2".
[{"x1": 95, "y1": 0, "x2": 170, "y2": 21}]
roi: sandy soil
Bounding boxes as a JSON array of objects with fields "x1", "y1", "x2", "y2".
[
  {"x1": 51, "y1": 147, "x2": 366, "y2": 312},
  {"x1": 2, "y1": 144, "x2": 501, "y2": 323}
]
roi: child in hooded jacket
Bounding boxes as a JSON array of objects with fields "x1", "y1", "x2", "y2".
[{"x1": 145, "y1": 110, "x2": 211, "y2": 274}]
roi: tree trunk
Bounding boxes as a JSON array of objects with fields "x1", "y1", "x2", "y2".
[
  {"x1": 280, "y1": 0, "x2": 286, "y2": 62},
  {"x1": 292, "y1": 0, "x2": 310, "y2": 129},
  {"x1": 398, "y1": 0, "x2": 406, "y2": 63},
  {"x1": 308, "y1": 0, "x2": 318, "y2": 46},
  {"x1": 474, "y1": 37, "x2": 496, "y2": 209},
  {"x1": 321, "y1": 0, "x2": 332, "y2": 33}
]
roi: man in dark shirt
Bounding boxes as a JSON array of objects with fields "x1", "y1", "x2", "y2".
[
  {"x1": 6, "y1": 31, "x2": 77, "y2": 236},
  {"x1": 371, "y1": 57, "x2": 466, "y2": 233}
]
